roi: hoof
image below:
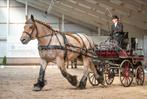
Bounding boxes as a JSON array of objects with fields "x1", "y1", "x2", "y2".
[
  {"x1": 70, "y1": 75, "x2": 78, "y2": 86},
  {"x1": 78, "y1": 86, "x2": 86, "y2": 89},
  {"x1": 78, "y1": 82, "x2": 86, "y2": 89},
  {"x1": 32, "y1": 80, "x2": 46, "y2": 91},
  {"x1": 97, "y1": 76, "x2": 104, "y2": 85},
  {"x1": 33, "y1": 86, "x2": 42, "y2": 91},
  {"x1": 78, "y1": 77, "x2": 87, "y2": 89}
]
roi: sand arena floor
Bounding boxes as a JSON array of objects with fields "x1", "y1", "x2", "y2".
[{"x1": 0, "y1": 65, "x2": 147, "y2": 99}]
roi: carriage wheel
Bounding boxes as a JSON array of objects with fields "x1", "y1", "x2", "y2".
[
  {"x1": 119, "y1": 60, "x2": 134, "y2": 87},
  {"x1": 88, "y1": 72, "x2": 99, "y2": 86},
  {"x1": 105, "y1": 64, "x2": 114, "y2": 85},
  {"x1": 136, "y1": 66, "x2": 145, "y2": 85}
]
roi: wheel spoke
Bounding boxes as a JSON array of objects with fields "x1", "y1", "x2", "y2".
[
  {"x1": 94, "y1": 76, "x2": 97, "y2": 84},
  {"x1": 120, "y1": 60, "x2": 133, "y2": 87},
  {"x1": 121, "y1": 76, "x2": 125, "y2": 82},
  {"x1": 89, "y1": 74, "x2": 92, "y2": 79},
  {"x1": 91, "y1": 75, "x2": 95, "y2": 83},
  {"x1": 105, "y1": 68, "x2": 114, "y2": 85},
  {"x1": 89, "y1": 73, "x2": 93, "y2": 79},
  {"x1": 128, "y1": 77, "x2": 132, "y2": 84},
  {"x1": 136, "y1": 66, "x2": 144, "y2": 85},
  {"x1": 88, "y1": 72, "x2": 99, "y2": 86}
]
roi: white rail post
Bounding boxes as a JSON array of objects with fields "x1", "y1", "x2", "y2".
[
  {"x1": 25, "y1": 0, "x2": 28, "y2": 20},
  {"x1": 6, "y1": 0, "x2": 9, "y2": 60},
  {"x1": 61, "y1": 14, "x2": 64, "y2": 32}
]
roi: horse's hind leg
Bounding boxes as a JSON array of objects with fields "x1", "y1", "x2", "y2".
[
  {"x1": 33, "y1": 59, "x2": 48, "y2": 91},
  {"x1": 90, "y1": 60, "x2": 104, "y2": 85},
  {"x1": 56, "y1": 57, "x2": 78, "y2": 87}
]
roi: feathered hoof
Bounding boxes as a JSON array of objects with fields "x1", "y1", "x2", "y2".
[
  {"x1": 32, "y1": 80, "x2": 46, "y2": 91},
  {"x1": 97, "y1": 76, "x2": 104, "y2": 85},
  {"x1": 78, "y1": 84, "x2": 86, "y2": 89},
  {"x1": 70, "y1": 75, "x2": 78, "y2": 86},
  {"x1": 32, "y1": 86, "x2": 42, "y2": 91}
]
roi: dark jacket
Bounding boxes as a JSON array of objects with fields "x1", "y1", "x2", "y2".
[
  {"x1": 111, "y1": 22, "x2": 123, "y2": 34},
  {"x1": 110, "y1": 22, "x2": 124, "y2": 48}
]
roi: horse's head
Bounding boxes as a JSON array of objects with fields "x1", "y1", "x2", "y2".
[{"x1": 20, "y1": 15, "x2": 37, "y2": 44}]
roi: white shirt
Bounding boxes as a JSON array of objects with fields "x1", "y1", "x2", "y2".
[{"x1": 114, "y1": 23, "x2": 117, "y2": 27}]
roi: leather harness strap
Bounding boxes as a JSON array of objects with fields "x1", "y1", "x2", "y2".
[
  {"x1": 38, "y1": 31, "x2": 68, "y2": 60},
  {"x1": 65, "y1": 32, "x2": 81, "y2": 44},
  {"x1": 26, "y1": 19, "x2": 94, "y2": 60}
]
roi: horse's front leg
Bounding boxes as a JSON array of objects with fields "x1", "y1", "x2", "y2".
[
  {"x1": 33, "y1": 59, "x2": 48, "y2": 91},
  {"x1": 78, "y1": 57, "x2": 89, "y2": 89},
  {"x1": 56, "y1": 57, "x2": 78, "y2": 87}
]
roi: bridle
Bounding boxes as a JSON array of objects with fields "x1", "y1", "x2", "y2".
[
  {"x1": 23, "y1": 20, "x2": 55, "y2": 40},
  {"x1": 23, "y1": 21, "x2": 38, "y2": 39}
]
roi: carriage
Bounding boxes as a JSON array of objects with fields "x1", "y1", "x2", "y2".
[{"x1": 88, "y1": 34, "x2": 145, "y2": 87}]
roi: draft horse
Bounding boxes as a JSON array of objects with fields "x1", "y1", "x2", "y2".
[{"x1": 20, "y1": 15, "x2": 103, "y2": 91}]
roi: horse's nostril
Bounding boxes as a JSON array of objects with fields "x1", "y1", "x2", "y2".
[
  {"x1": 21, "y1": 38, "x2": 26, "y2": 43},
  {"x1": 22, "y1": 39, "x2": 25, "y2": 41}
]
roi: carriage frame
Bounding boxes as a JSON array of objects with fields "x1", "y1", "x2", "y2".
[{"x1": 88, "y1": 35, "x2": 145, "y2": 87}]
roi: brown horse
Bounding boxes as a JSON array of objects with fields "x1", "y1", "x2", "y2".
[{"x1": 20, "y1": 15, "x2": 102, "y2": 91}]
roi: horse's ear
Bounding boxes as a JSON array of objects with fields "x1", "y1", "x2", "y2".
[{"x1": 31, "y1": 15, "x2": 35, "y2": 22}]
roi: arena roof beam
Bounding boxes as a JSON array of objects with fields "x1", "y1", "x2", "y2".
[
  {"x1": 16, "y1": 0, "x2": 104, "y2": 31},
  {"x1": 61, "y1": 0, "x2": 111, "y2": 22},
  {"x1": 53, "y1": 3, "x2": 147, "y2": 33},
  {"x1": 16, "y1": 0, "x2": 147, "y2": 32},
  {"x1": 52, "y1": 4, "x2": 105, "y2": 28},
  {"x1": 99, "y1": 0, "x2": 147, "y2": 23},
  {"x1": 30, "y1": 0, "x2": 107, "y2": 27},
  {"x1": 74, "y1": 0, "x2": 147, "y2": 30}
]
